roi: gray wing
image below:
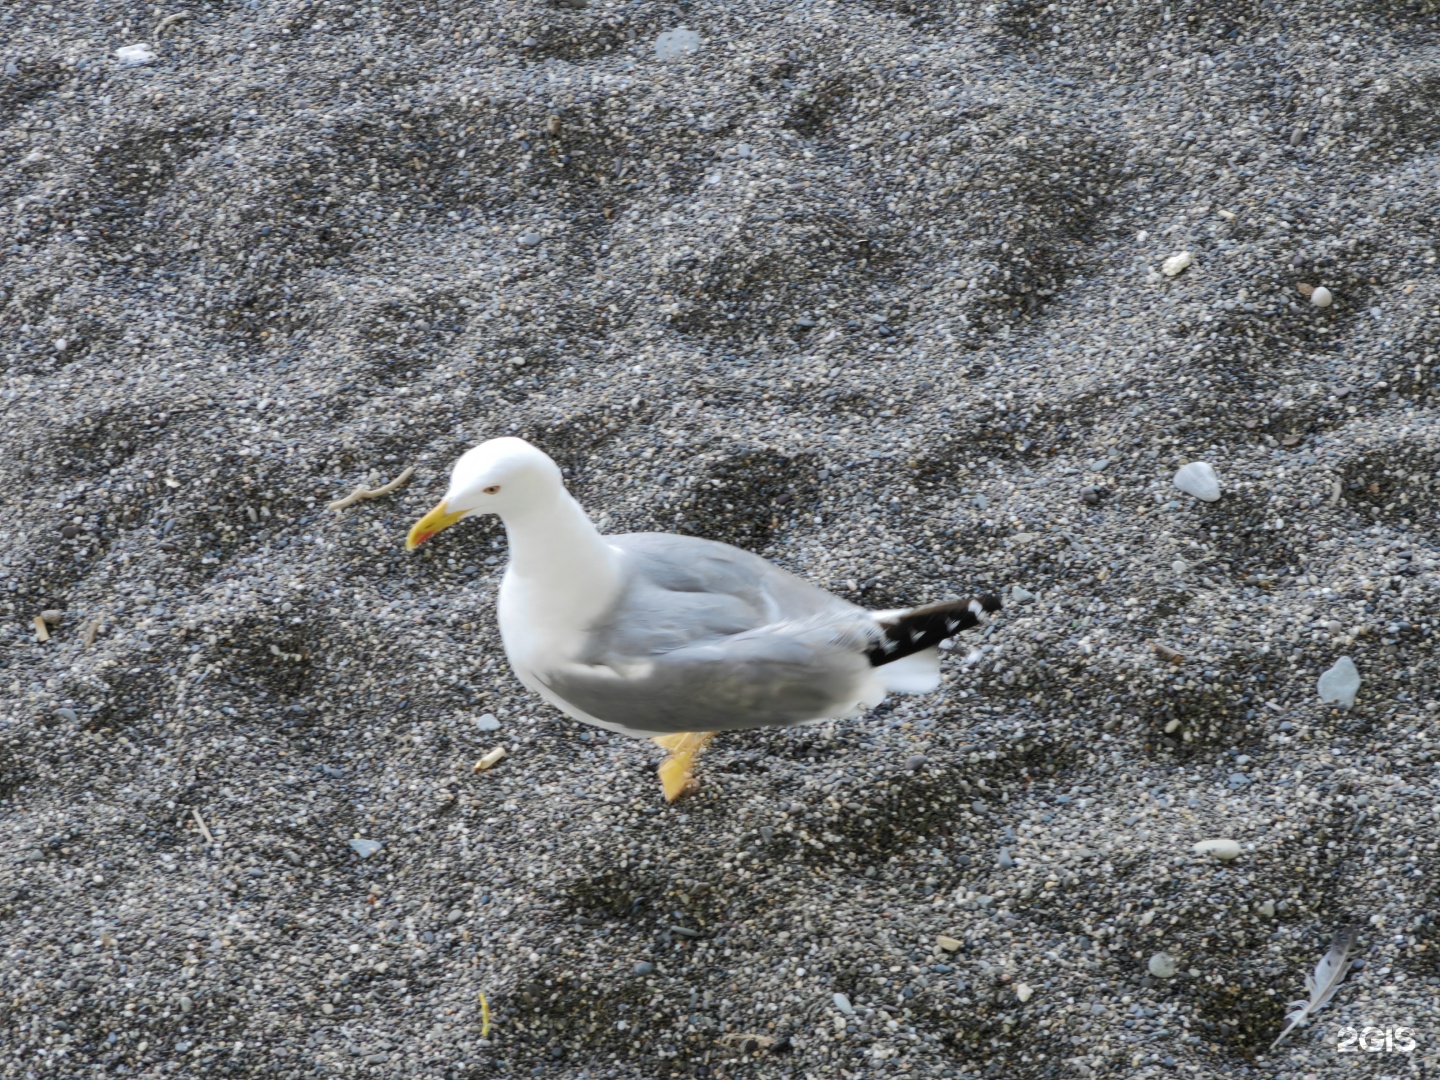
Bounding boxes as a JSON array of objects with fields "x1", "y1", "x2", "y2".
[{"x1": 533, "y1": 533, "x2": 884, "y2": 735}]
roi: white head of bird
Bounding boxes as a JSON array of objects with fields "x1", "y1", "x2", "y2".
[{"x1": 406, "y1": 437, "x2": 563, "y2": 549}]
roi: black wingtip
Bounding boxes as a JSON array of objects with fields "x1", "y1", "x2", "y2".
[{"x1": 866, "y1": 594, "x2": 1001, "y2": 667}]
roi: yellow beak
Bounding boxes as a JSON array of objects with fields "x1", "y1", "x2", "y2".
[{"x1": 406, "y1": 500, "x2": 469, "y2": 550}]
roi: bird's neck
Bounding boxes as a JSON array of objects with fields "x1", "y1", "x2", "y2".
[{"x1": 501, "y1": 490, "x2": 619, "y2": 605}]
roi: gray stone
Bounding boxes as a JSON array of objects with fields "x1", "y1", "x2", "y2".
[{"x1": 1317, "y1": 656, "x2": 1360, "y2": 708}]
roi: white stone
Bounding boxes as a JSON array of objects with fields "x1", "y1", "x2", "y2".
[
  {"x1": 1148, "y1": 952, "x2": 1177, "y2": 978},
  {"x1": 654, "y1": 27, "x2": 701, "y2": 61},
  {"x1": 1193, "y1": 838, "x2": 1241, "y2": 861},
  {"x1": 476, "y1": 712, "x2": 501, "y2": 731},
  {"x1": 1161, "y1": 251, "x2": 1193, "y2": 277},
  {"x1": 1317, "y1": 656, "x2": 1360, "y2": 708},
  {"x1": 348, "y1": 839, "x2": 382, "y2": 859},
  {"x1": 1016, "y1": 983, "x2": 1033, "y2": 1002},
  {"x1": 115, "y1": 44, "x2": 156, "y2": 65},
  {"x1": 1172, "y1": 461, "x2": 1221, "y2": 501},
  {"x1": 1310, "y1": 286, "x2": 1333, "y2": 308}
]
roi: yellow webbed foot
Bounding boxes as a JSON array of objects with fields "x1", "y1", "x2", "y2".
[{"x1": 653, "y1": 732, "x2": 716, "y2": 803}]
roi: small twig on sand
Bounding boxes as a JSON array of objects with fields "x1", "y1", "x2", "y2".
[
  {"x1": 83, "y1": 615, "x2": 104, "y2": 648},
  {"x1": 1148, "y1": 640, "x2": 1184, "y2": 664},
  {"x1": 327, "y1": 465, "x2": 415, "y2": 511},
  {"x1": 192, "y1": 808, "x2": 215, "y2": 845},
  {"x1": 33, "y1": 616, "x2": 50, "y2": 643},
  {"x1": 473, "y1": 746, "x2": 507, "y2": 772},
  {"x1": 155, "y1": 12, "x2": 190, "y2": 38}
]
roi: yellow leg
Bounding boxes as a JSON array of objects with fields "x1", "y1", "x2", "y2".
[{"x1": 653, "y1": 732, "x2": 716, "y2": 803}]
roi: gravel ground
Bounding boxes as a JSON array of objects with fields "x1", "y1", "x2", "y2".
[{"x1": 3, "y1": 2, "x2": 1438, "y2": 1078}]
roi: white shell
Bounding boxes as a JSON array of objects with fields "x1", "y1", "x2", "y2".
[
  {"x1": 1161, "y1": 251, "x2": 1193, "y2": 277},
  {"x1": 1173, "y1": 461, "x2": 1221, "y2": 502},
  {"x1": 115, "y1": 44, "x2": 156, "y2": 65},
  {"x1": 1310, "y1": 286, "x2": 1333, "y2": 307},
  {"x1": 1193, "y1": 838, "x2": 1242, "y2": 861}
]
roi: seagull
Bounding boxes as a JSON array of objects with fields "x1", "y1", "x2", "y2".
[{"x1": 407, "y1": 438, "x2": 999, "y2": 801}]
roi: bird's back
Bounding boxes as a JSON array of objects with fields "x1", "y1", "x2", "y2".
[{"x1": 583, "y1": 532, "x2": 864, "y2": 661}]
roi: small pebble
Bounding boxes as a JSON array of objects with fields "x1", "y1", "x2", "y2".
[
  {"x1": 476, "y1": 713, "x2": 501, "y2": 731},
  {"x1": 1317, "y1": 656, "x2": 1360, "y2": 708},
  {"x1": 1161, "y1": 252, "x2": 1193, "y2": 277},
  {"x1": 633, "y1": 961, "x2": 655, "y2": 976},
  {"x1": 1310, "y1": 286, "x2": 1333, "y2": 308},
  {"x1": 53, "y1": 707, "x2": 78, "y2": 723},
  {"x1": 348, "y1": 839, "x2": 383, "y2": 859},
  {"x1": 518, "y1": 232, "x2": 541, "y2": 248},
  {"x1": 1016, "y1": 983, "x2": 1033, "y2": 1003},
  {"x1": 40, "y1": 609, "x2": 63, "y2": 625},
  {"x1": 996, "y1": 847, "x2": 1015, "y2": 869},
  {"x1": 1258, "y1": 900, "x2": 1276, "y2": 918},
  {"x1": 903, "y1": 753, "x2": 927, "y2": 771},
  {"x1": 1172, "y1": 462, "x2": 1221, "y2": 502},
  {"x1": 61, "y1": 525, "x2": 79, "y2": 539},
  {"x1": 832, "y1": 992, "x2": 854, "y2": 1016},
  {"x1": 1192, "y1": 838, "x2": 1241, "y2": 861},
  {"x1": 936, "y1": 935, "x2": 962, "y2": 952},
  {"x1": 1148, "y1": 952, "x2": 1177, "y2": 978}
]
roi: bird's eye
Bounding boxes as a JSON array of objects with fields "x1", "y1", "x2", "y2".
[{"x1": 482, "y1": 484, "x2": 501, "y2": 495}]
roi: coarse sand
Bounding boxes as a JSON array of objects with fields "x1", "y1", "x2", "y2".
[{"x1": 2, "y1": 2, "x2": 1438, "y2": 1078}]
